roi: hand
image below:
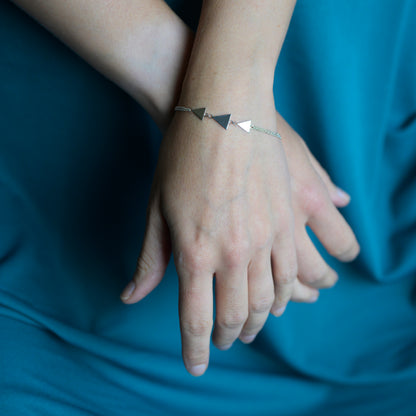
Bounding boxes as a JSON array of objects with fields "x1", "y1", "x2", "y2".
[
  {"x1": 277, "y1": 113, "x2": 360, "y2": 292},
  {"x1": 121, "y1": 106, "x2": 298, "y2": 376},
  {"x1": 275, "y1": 114, "x2": 358, "y2": 302}
]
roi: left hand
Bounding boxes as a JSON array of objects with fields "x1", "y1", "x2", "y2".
[{"x1": 276, "y1": 112, "x2": 359, "y2": 294}]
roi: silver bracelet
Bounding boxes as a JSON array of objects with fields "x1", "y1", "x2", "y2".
[{"x1": 174, "y1": 106, "x2": 282, "y2": 140}]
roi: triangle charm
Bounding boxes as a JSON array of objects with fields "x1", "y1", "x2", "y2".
[
  {"x1": 237, "y1": 120, "x2": 251, "y2": 133},
  {"x1": 213, "y1": 114, "x2": 231, "y2": 130},
  {"x1": 192, "y1": 107, "x2": 206, "y2": 120}
]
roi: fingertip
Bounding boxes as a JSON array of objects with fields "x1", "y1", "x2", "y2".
[
  {"x1": 338, "y1": 241, "x2": 360, "y2": 262},
  {"x1": 120, "y1": 280, "x2": 136, "y2": 303},
  {"x1": 120, "y1": 272, "x2": 158, "y2": 304},
  {"x1": 239, "y1": 334, "x2": 256, "y2": 344},
  {"x1": 306, "y1": 289, "x2": 320, "y2": 303},
  {"x1": 188, "y1": 363, "x2": 207, "y2": 377},
  {"x1": 355, "y1": 243, "x2": 361, "y2": 257},
  {"x1": 332, "y1": 187, "x2": 351, "y2": 207},
  {"x1": 352, "y1": 242, "x2": 361, "y2": 259},
  {"x1": 271, "y1": 305, "x2": 287, "y2": 317},
  {"x1": 216, "y1": 343, "x2": 233, "y2": 350}
]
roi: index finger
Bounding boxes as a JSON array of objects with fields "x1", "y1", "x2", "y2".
[{"x1": 308, "y1": 201, "x2": 360, "y2": 262}]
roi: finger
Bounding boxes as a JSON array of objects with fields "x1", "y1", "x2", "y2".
[
  {"x1": 305, "y1": 145, "x2": 351, "y2": 207},
  {"x1": 290, "y1": 279, "x2": 320, "y2": 303},
  {"x1": 212, "y1": 266, "x2": 248, "y2": 350},
  {"x1": 295, "y1": 226, "x2": 339, "y2": 289},
  {"x1": 239, "y1": 251, "x2": 274, "y2": 344},
  {"x1": 270, "y1": 230, "x2": 297, "y2": 316},
  {"x1": 170, "y1": 236, "x2": 215, "y2": 377},
  {"x1": 307, "y1": 199, "x2": 360, "y2": 262},
  {"x1": 178, "y1": 268, "x2": 213, "y2": 377},
  {"x1": 121, "y1": 202, "x2": 171, "y2": 304}
]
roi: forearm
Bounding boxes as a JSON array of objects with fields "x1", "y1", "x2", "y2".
[
  {"x1": 11, "y1": 0, "x2": 193, "y2": 128},
  {"x1": 180, "y1": 0, "x2": 296, "y2": 119}
]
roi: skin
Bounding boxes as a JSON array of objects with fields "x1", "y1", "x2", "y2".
[
  {"x1": 122, "y1": 0, "x2": 359, "y2": 376},
  {"x1": 11, "y1": 0, "x2": 194, "y2": 129},
  {"x1": 12, "y1": 0, "x2": 359, "y2": 377}
]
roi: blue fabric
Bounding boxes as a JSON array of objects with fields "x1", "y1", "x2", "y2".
[{"x1": 1, "y1": 0, "x2": 416, "y2": 414}]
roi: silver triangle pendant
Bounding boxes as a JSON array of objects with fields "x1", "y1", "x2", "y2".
[
  {"x1": 213, "y1": 114, "x2": 231, "y2": 130},
  {"x1": 237, "y1": 120, "x2": 251, "y2": 133},
  {"x1": 192, "y1": 107, "x2": 206, "y2": 120}
]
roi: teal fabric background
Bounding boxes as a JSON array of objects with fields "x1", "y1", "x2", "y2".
[{"x1": 1, "y1": 1, "x2": 416, "y2": 414}]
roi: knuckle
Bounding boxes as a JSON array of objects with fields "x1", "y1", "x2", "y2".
[
  {"x1": 277, "y1": 271, "x2": 296, "y2": 286},
  {"x1": 275, "y1": 213, "x2": 294, "y2": 236},
  {"x1": 250, "y1": 295, "x2": 274, "y2": 314},
  {"x1": 182, "y1": 318, "x2": 213, "y2": 337},
  {"x1": 298, "y1": 184, "x2": 328, "y2": 215},
  {"x1": 177, "y1": 244, "x2": 212, "y2": 275},
  {"x1": 276, "y1": 262, "x2": 298, "y2": 286},
  {"x1": 251, "y1": 223, "x2": 273, "y2": 250},
  {"x1": 252, "y1": 234, "x2": 270, "y2": 252},
  {"x1": 136, "y1": 250, "x2": 154, "y2": 276},
  {"x1": 218, "y1": 311, "x2": 248, "y2": 330},
  {"x1": 222, "y1": 238, "x2": 251, "y2": 269}
]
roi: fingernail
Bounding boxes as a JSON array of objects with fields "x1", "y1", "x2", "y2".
[
  {"x1": 336, "y1": 187, "x2": 350, "y2": 203},
  {"x1": 272, "y1": 306, "x2": 286, "y2": 316},
  {"x1": 240, "y1": 334, "x2": 256, "y2": 344},
  {"x1": 307, "y1": 291, "x2": 319, "y2": 303},
  {"x1": 120, "y1": 281, "x2": 136, "y2": 301},
  {"x1": 189, "y1": 364, "x2": 207, "y2": 377},
  {"x1": 216, "y1": 343, "x2": 233, "y2": 351}
]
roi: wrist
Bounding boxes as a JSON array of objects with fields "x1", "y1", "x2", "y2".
[
  {"x1": 178, "y1": 70, "x2": 276, "y2": 130},
  {"x1": 176, "y1": 0, "x2": 293, "y2": 124},
  {"x1": 180, "y1": 36, "x2": 276, "y2": 109},
  {"x1": 179, "y1": 0, "x2": 295, "y2": 96}
]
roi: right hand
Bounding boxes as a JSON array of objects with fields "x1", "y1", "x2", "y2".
[
  {"x1": 122, "y1": 100, "x2": 299, "y2": 376},
  {"x1": 121, "y1": 108, "x2": 359, "y2": 377}
]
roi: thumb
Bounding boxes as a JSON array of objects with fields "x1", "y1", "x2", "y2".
[{"x1": 121, "y1": 204, "x2": 171, "y2": 304}]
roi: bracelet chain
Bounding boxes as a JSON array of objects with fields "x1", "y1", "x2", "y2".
[{"x1": 174, "y1": 106, "x2": 282, "y2": 140}]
